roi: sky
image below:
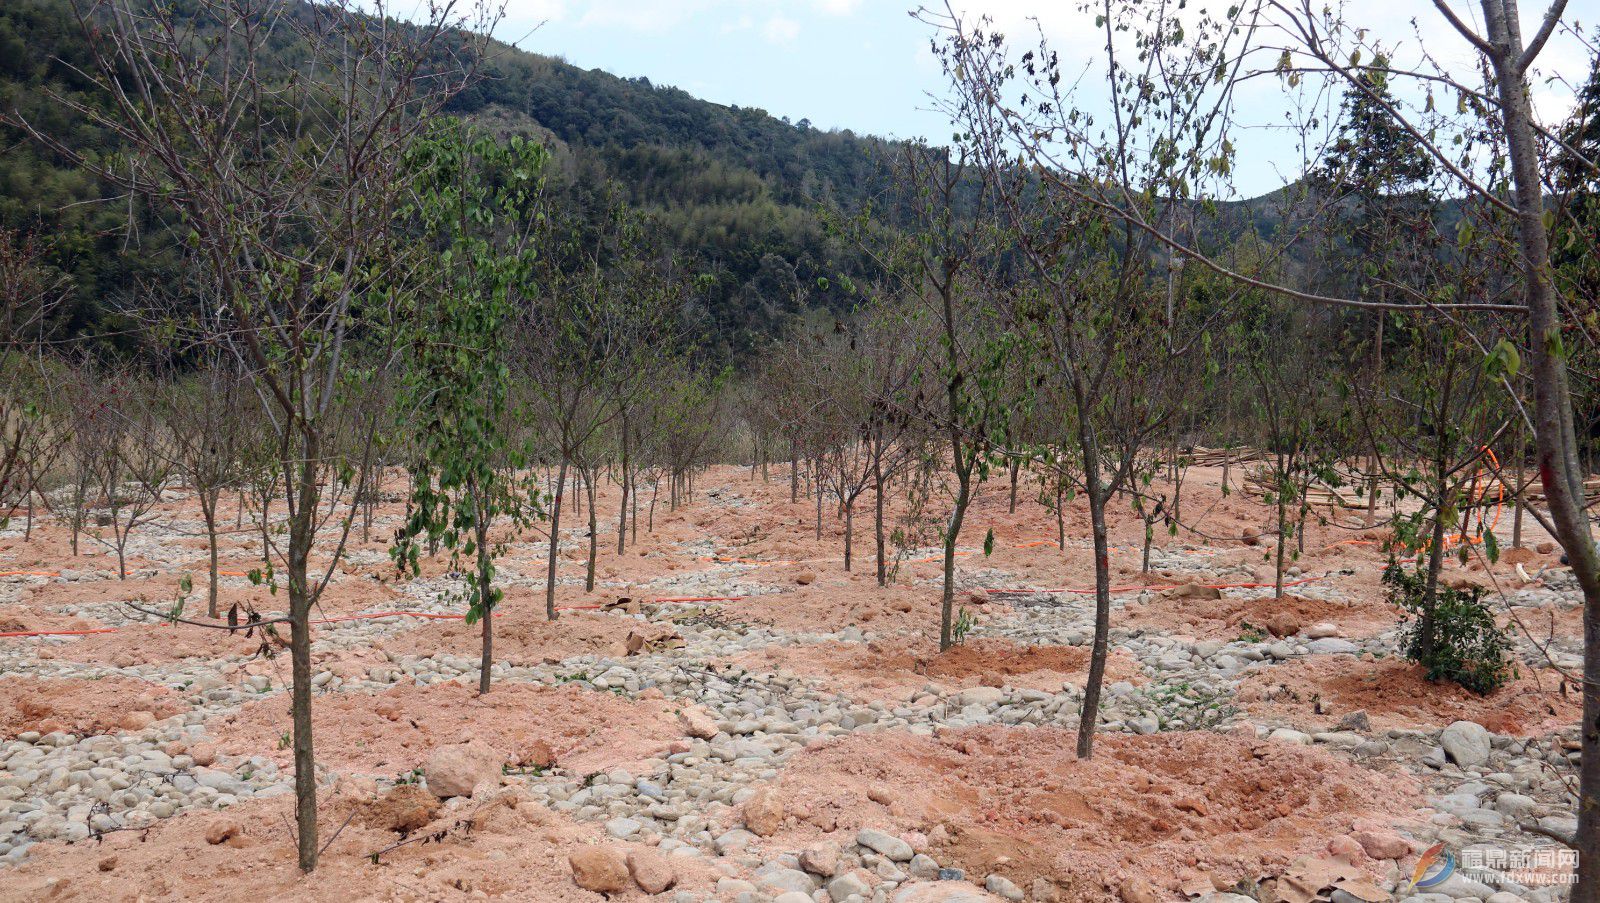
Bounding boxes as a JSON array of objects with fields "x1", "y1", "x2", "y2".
[{"x1": 486, "y1": 1, "x2": 1594, "y2": 197}]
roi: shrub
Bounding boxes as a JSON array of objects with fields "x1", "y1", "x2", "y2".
[{"x1": 1384, "y1": 563, "x2": 1516, "y2": 694}]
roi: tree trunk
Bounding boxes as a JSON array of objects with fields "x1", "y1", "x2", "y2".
[
  {"x1": 790, "y1": 440, "x2": 798, "y2": 503},
  {"x1": 584, "y1": 464, "x2": 598, "y2": 592},
  {"x1": 941, "y1": 453, "x2": 973, "y2": 651},
  {"x1": 873, "y1": 452, "x2": 887, "y2": 586},
  {"x1": 617, "y1": 423, "x2": 630, "y2": 555},
  {"x1": 1275, "y1": 453, "x2": 1289, "y2": 599},
  {"x1": 1365, "y1": 310, "x2": 1385, "y2": 527},
  {"x1": 1056, "y1": 484, "x2": 1065, "y2": 551},
  {"x1": 844, "y1": 498, "x2": 854, "y2": 572},
  {"x1": 288, "y1": 447, "x2": 319, "y2": 872},
  {"x1": 1008, "y1": 458, "x2": 1020, "y2": 513},
  {"x1": 545, "y1": 457, "x2": 567, "y2": 621},
  {"x1": 475, "y1": 503, "x2": 494, "y2": 695},
  {"x1": 1077, "y1": 466, "x2": 1111, "y2": 759},
  {"x1": 1480, "y1": 8, "x2": 1600, "y2": 895},
  {"x1": 815, "y1": 468, "x2": 823, "y2": 541},
  {"x1": 201, "y1": 491, "x2": 220, "y2": 618}
]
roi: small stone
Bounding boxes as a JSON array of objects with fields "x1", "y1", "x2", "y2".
[
  {"x1": 1307, "y1": 638, "x2": 1359, "y2": 654},
  {"x1": 1352, "y1": 829, "x2": 1410, "y2": 860},
  {"x1": 365, "y1": 783, "x2": 440, "y2": 834},
  {"x1": 801, "y1": 841, "x2": 841, "y2": 876},
  {"x1": 1337, "y1": 710, "x2": 1371, "y2": 732},
  {"x1": 605, "y1": 816, "x2": 642, "y2": 839},
  {"x1": 1121, "y1": 877, "x2": 1160, "y2": 903},
  {"x1": 757, "y1": 868, "x2": 816, "y2": 895},
  {"x1": 204, "y1": 819, "x2": 242, "y2": 845},
  {"x1": 828, "y1": 871, "x2": 872, "y2": 900},
  {"x1": 1440, "y1": 721, "x2": 1492, "y2": 767},
  {"x1": 679, "y1": 709, "x2": 719, "y2": 740},
  {"x1": 985, "y1": 874, "x2": 1024, "y2": 901},
  {"x1": 189, "y1": 744, "x2": 217, "y2": 767},
  {"x1": 1266, "y1": 612, "x2": 1300, "y2": 638},
  {"x1": 858, "y1": 827, "x2": 914, "y2": 861},
  {"x1": 119, "y1": 711, "x2": 155, "y2": 732}
]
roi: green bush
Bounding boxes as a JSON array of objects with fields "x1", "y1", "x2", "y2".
[{"x1": 1384, "y1": 563, "x2": 1516, "y2": 695}]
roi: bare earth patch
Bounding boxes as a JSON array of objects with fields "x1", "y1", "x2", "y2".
[
  {"x1": 718, "y1": 580, "x2": 986, "y2": 637},
  {"x1": 0, "y1": 676, "x2": 185, "y2": 737},
  {"x1": 209, "y1": 681, "x2": 688, "y2": 776},
  {"x1": 769, "y1": 727, "x2": 1414, "y2": 901},
  {"x1": 733, "y1": 638, "x2": 1143, "y2": 701},
  {"x1": 0, "y1": 788, "x2": 717, "y2": 903},
  {"x1": 381, "y1": 604, "x2": 677, "y2": 665},
  {"x1": 0, "y1": 604, "x2": 102, "y2": 636},
  {"x1": 1120, "y1": 593, "x2": 1398, "y2": 641},
  {"x1": 36, "y1": 622, "x2": 267, "y2": 666},
  {"x1": 1235, "y1": 654, "x2": 1579, "y2": 735}
]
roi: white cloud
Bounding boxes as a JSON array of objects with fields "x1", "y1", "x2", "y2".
[{"x1": 764, "y1": 15, "x2": 802, "y2": 44}]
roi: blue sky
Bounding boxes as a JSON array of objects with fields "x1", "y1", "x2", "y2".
[
  {"x1": 489, "y1": 1, "x2": 1591, "y2": 198},
  {"x1": 497, "y1": 2, "x2": 951, "y2": 141}
]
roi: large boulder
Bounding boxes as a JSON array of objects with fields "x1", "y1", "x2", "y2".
[
  {"x1": 1440, "y1": 721, "x2": 1492, "y2": 768},
  {"x1": 425, "y1": 739, "x2": 503, "y2": 799},
  {"x1": 365, "y1": 783, "x2": 440, "y2": 833},
  {"x1": 569, "y1": 846, "x2": 630, "y2": 894},
  {"x1": 742, "y1": 787, "x2": 785, "y2": 836},
  {"x1": 627, "y1": 848, "x2": 677, "y2": 894}
]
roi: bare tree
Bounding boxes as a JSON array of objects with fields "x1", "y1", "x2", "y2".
[{"x1": 19, "y1": 0, "x2": 499, "y2": 870}]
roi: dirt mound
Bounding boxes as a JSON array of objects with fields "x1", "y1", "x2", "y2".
[
  {"x1": 0, "y1": 676, "x2": 185, "y2": 737},
  {"x1": 0, "y1": 788, "x2": 717, "y2": 903},
  {"x1": 1120, "y1": 593, "x2": 1396, "y2": 641},
  {"x1": 1235, "y1": 655, "x2": 1579, "y2": 735},
  {"x1": 36, "y1": 622, "x2": 267, "y2": 666},
  {"x1": 0, "y1": 604, "x2": 103, "y2": 636},
  {"x1": 209, "y1": 681, "x2": 686, "y2": 776},
  {"x1": 382, "y1": 603, "x2": 676, "y2": 664},
  {"x1": 770, "y1": 727, "x2": 1412, "y2": 901},
  {"x1": 718, "y1": 579, "x2": 980, "y2": 636},
  {"x1": 734, "y1": 638, "x2": 1142, "y2": 701}
]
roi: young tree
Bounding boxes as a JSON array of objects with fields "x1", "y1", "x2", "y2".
[
  {"x1": 160, "y1": 362, "x2": 249, "y2": 617},
  {"x1": 27, "y1": 0, "x2": 499, "y2": 870},
  {"x1": 392, "y1": 123, "x2": 549, "y2": 695},
  {"x1": 933, "y1": 0, "x2": 1600, "y2": 878}
]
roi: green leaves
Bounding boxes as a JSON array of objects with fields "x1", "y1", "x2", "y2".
[
  {"x1": 1483, "y1": 338, "x2": 1521, "y2": 379},
  {"x1": 391, "y1": 121, "x2": 552, "y2": 648}
]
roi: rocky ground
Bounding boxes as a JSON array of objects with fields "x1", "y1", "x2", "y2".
[{"x1": 0, "y1": 465, "x2": 1584, "y2": 902}]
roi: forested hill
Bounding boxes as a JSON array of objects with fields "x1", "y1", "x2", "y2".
[
  {"x1": 0, "y1": 1, "x2": 1313, "y2": 360},
  {"x1": 0, "y1": 0, "x2": 907, "y2": 358}
]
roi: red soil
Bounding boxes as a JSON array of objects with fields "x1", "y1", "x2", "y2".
[
  {"x1": 0, "y1": 788, "x2": 717, "y2": 903},
  {"x1": 1235, "y1": 655, "x2": 1580, "y2": 735},
  {"x1": 209, "y1": 681, "x2": 688, "y2": 776},
  {"x1": 380, "y1": 605, "x2": 679, "y2": 664},
  {"x1": 733, "y1": 638, "x2": 1143, "y2": 701},
  {"x1": 769, "y1": 727, "x2": 1414, "y2": 901},
  {"x1": 0, "y1": 676, "x2": 185, "y2": 737},
  {"x1": 36, "y1": 622, "x2": 267, "y2": 666},
  {"x1": 1120, "y1": 593, "x2": 1399, "y2": 641}
]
